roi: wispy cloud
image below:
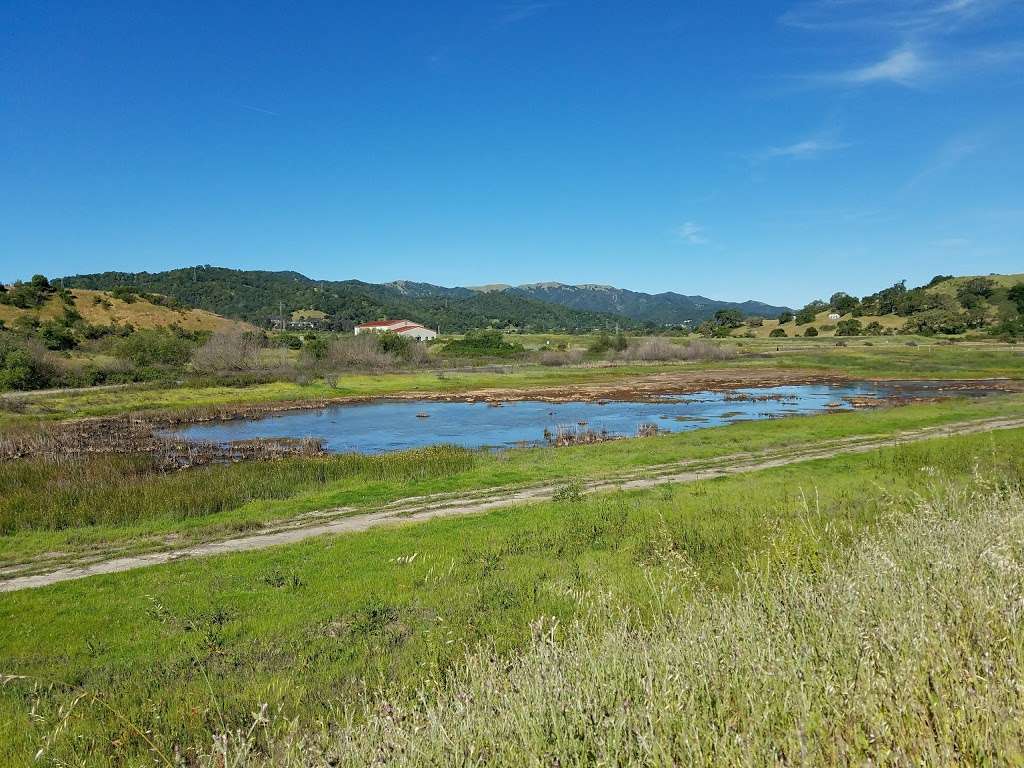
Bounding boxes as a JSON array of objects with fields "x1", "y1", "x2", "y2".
[
  {"x1": 756, "y1": 135, "x2": 852, "y2": 160},
  {"x1": 807, "y1": 40, "x2": 1023, "y2": 88},
  {"x1": 785, "y1": 0, "x2": 1023, "y2": 88},
  {"x1": 835, "y1": 46, "x2": 929, "y2": 85},
  {"x1": 781, "y1": 0, "x2": 1013, "y2": 34},
  {"x1": 235, "y1": 103, "x2": 279, "y2": 116},
  {"x1": 496, "y1": 2, "x2": 555, "y2": 25},
  {"x1": 904, "y1": 133, "x2": 984, "y2": 190},
  {"x1": 677, "y1": 222, "x2": 708, "y2": 245}
]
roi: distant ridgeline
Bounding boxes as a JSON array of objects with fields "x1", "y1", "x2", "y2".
[
  {"x1": 58, "y1": 267, "x2": 793, "y2": 332},
  {"x1": 59, "y1": 268, "x2": 633, "y2": 333},
  {"x1": 55, "y1": 267, "x2": 1024, "y2": 337}
]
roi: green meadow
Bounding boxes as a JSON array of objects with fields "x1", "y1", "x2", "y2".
[
  {"x1": 2, "y1": 426, "x2": 1023, "y2": 765},
  {"x1": 3, "y1": 394, "x2": 1023, "y2": 563}
]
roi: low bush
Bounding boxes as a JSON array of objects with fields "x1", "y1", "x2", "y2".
[
  {"x1": 115, "y1": 328, "x2": 197, "y2": 368},
  {"x1": 443, "y1": 330, "x2": 524, "y2": 358},
  {"x1": 617, "y1": 338, "x2": 736, "y2": 362},
  {"x1": 0, "y1": 335, "x2": 56, "y2": 391},
  {"x1": 537, "y1": 349, "x2": 585, "y2": 366},
  {"x1": 191, "y1": 331, "x2": 266, "y2": 373}
]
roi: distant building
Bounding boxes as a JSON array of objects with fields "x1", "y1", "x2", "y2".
[
  {"x1": 270, "y1": 318, "x2": 327, "y2": 331},
  {"x1": 354, "y1": 319, "x2": 438, "y2": 341},
  {"x1": 827, "y1": 313, "x2": 842, "y2": 321}
]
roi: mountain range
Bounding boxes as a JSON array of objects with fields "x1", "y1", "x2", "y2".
[{"x1": 60, "y1": 267, "x2": 792, "y2": 332}]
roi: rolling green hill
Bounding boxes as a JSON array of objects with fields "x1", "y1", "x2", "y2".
[
  {"x1": 60, "y1": 268, "x2": 634, "y2": 333},
  {"x1": 737, "y1": 273, "x2": 1024, "y2": 339}
]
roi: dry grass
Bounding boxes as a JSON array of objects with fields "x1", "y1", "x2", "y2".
[
  {"x1": 199, "y1": 479, "x2": 1024, "y2": 767},
  {"x1": 618, "y1": 337, "x2": 737, "y2": 362},
  {"x1": 537, "y1": 348, "x2": 585, "y2": 366},
  {"x1": 191, "y1": 331, "x2": 267, "y2": 373},
  {"x1": 0, "y1": 289, "x2": 251, "y2": 333},
  {"x1": 313, "y1": 334, "x2": 432, "y2": 371}
]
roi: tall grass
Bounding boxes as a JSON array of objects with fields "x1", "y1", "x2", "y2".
[
  {"x1": 0, "y1": 445, "x2": 475, "y2": 533},
  {"x1": 617, "y1": 337, "x2": 737, "y2": 362},
  {"x1": 204, "y1": 480, "x2": 1024, "y2": 767}
]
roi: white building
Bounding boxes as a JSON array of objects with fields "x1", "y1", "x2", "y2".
[
  {"x1": 827, "y1": 313, "x2": 842, "y2": 321},
  {"x1": 354, "y1": 319, "x2": 438, "y2": 341}
]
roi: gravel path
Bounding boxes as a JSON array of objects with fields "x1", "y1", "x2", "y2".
[{"x1": 3, "y1": 415, "x2": 1022, "y2": 593}]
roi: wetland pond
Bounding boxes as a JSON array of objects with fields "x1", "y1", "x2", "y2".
[{"x1": 169, "y1": 381, "x2": 995, "y2": 455}]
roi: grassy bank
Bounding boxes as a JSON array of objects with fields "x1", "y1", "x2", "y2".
[
  {"x1": 245, "y1": 466, "x2": 1024, "y2": 766},
  {"x1": 3, "y1": 394, "x2": 1024, "y2": 563},
  {"x1": 2, "y1": 427, "x2": 1023, "y2": 765},
  {"x1": 2, "y1": 343, "x2": 1021, "y2": 424},
  {"x1": 0, "y1": 364, "x2": 680, "y2": 423}
]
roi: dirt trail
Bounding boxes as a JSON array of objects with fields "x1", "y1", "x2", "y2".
[{"x1": 3, "y1": 415, "x2": 1023, "y2": 593}]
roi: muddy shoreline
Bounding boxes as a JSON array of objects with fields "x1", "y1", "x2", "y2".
[{"x1": 1, "y1": 369, "x2": 1018, "y2": 466}]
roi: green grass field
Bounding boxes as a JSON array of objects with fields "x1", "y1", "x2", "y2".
[
  {"x1": 3, "y1": 343, "x2": 1024, "y2": 765},
  {"x1": 3, "y1": 394, "x2": 1024, "y2": 564},
  {"x1": 3, "y1": 342, "x2": 1021, "y2": 424},
  {"x1": 2, "y1": 426, "x2": 1023, "y2": 765}
]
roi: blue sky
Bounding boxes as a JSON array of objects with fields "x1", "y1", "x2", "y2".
[{"x1": 2, "y1": 1, "x2": 1022, "y2": 306}]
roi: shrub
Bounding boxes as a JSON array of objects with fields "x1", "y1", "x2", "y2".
[
  {"x1": 0, "y1": 277, "x2": 54, "y2": 309},
  {"x1": 794, "y1": 309, "x2": 817, "y2": 325},
  {"x1": 38, "y1": 321, "x2": 78, "y2": 351},
  {"x1": 376, "y1": 331, "x2": 412, "y2": 357},
  {"x1": 277, "y1": 334, "x2": 303, "y2": 350},
  {"x1": 588, "y1": 334, "x2": 612, "y2": 355},
  {"x1": 713, "y1": 309, "x2": 744, "y2": 329},
  {"x1": 1008, "y1": 283, "x2": 1024, "y2": 314},
  {"x1": 777, "y1": 311, "x2": 794, "y2": 324},
  {"x1": 109, "y1": 285, "x2": 140, "y2": 303},
  {"x1": 828, "y1": 292, "x2": 860, "y2": 314},
  {"x1": 901, "y1": 311, "x2": 967, "y2": 336},
  {"x1": 191, "y1": 331, "x2": 265, "y2": 373},
  {"x1": 0, "y1": 335, "x2": 55, "y2": 391},
  {"x1": 769, "y1": 328, "x2": 787, "y2": 338},
  {"x1": 443, "y1": 330, "x2": 524, "y2": 358},
  {"x1": 803, "y1": 326, "x2": 818, "y2": 337},
  {"x1": 834, "y1": 319, "x2": 863, "y2": 337},
  {"x1": 538, "y1": 349, "x2": 584, "y2": 366},
  {"x1": 303, "y1": 335, "x2": 329, "y2": 361},
  {"x1": 617, "y1": 338, "x2": 735, "y2": 362},
  {"x1": 115, "y1": 328, "x2": 195, "y2": 368}
]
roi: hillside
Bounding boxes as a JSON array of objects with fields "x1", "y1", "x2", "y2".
[
  {"x1": 61, "y1": 268, "x2": 631, "y2": 333},
  {"x1": 503, "y1": 282, "x2": 792, "y2": 325},
  {"x1": 0, "y1": 288, "x2": 250, "y2": 333},
  {"x1": 734, "y1": 273, "x2": 1024, "y2": 339}
]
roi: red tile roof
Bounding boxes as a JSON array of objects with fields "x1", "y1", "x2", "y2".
[{"x1": 355, "y1": 319, "x2": 406, "y2": 328}]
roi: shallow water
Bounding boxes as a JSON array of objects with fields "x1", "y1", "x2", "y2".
[{"x1": 170, "y1": 382, "x2": 982, "y2": 455}]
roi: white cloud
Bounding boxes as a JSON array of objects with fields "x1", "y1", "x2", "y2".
[
  {"x1": 838, "y1": 46, "x2": 929, "y2": 85},
  {"x1": 678, "y1": 222, "x2": 708, "y2": 245},
  {"x1": 757, "y1": 136, "x2": 852, "y2": 160},
  {"x1": 786, "y1": 0, "x2": 1023, "y2": 88}
]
